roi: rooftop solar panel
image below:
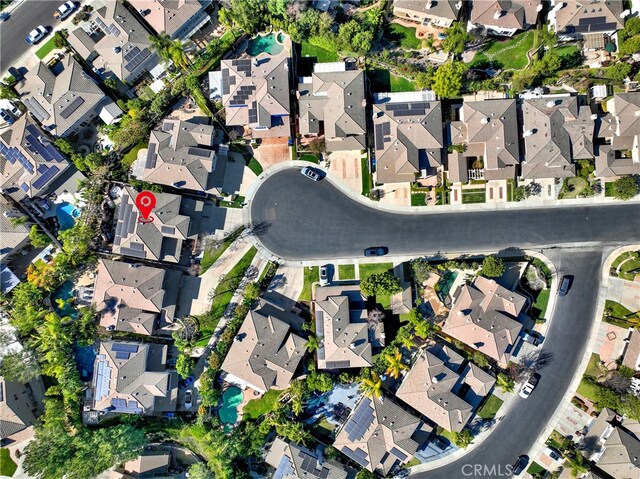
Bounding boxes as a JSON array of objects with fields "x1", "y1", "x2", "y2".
[
  {"x1": 60, "y1": 97, "x2": 85, "y2": 120},
  {"x1": 32, "y1": 165, "x2": 59, "y2": 190},
  {"x1": 112, "y1": 343, "x2": 139, "y2": 353},
  {"x1": 187, "y1": 147, "x2": 213, "y2": 158},
  {"x1": 120, "y1": 247, "x2": 146, "y2": 258},
  {"x1": 145, "y1": 143, "x2": 157, "y2": 169},
  {"x1": 23, "y1": 97, "x2": 51, "y2": 122},
  {"x1": 390, "y1": 447, "x2": 408, "y2": 461}
]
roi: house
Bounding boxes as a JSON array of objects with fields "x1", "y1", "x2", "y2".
[
  {"x1": 469, "y1": 0, "x2": 542, "y2": 37},
  {"x1": 622, "y1": 329, "x2": 640, "y2": 370},
  {"x1": 393, "y1": 0, "x2": 463, "y2": 28},
  {"x1": 122, "y1": 450, "x2": 171, "y2": 478},
  {"x1": 0, "y1": 115, "x2": 70, "y2": 202},
  {"x1": 595, "y1": 93, "x2": 640, "y2": 178},
  {"x1": 442, "y1": 276, "x2": 527, "y2": 366},
  {"x1": 396, "y1": 344, "x2": 495, "y2": 432},
  {"x1": 220, "y1": 53, "x2": 291, "y2": 139},
  {"x1": 549, "y1": 0, "x2": 624, "y2": 42},
  {"x1": 221, "y1": 299, "x2": 307, "y2": 393},
  {"x1": 298, "y1": 62, "x2": 366, "y2": 152},
  {"x1": 111, "y1": 186, "x2": 194, "y2": 263},
  {"x1": 373, "y1": 91, "x2": 444, "y2": 185},
  {"x1": 0, "y1": 196, "x2": 29, "y2": 264},
  {"x1": 67, "y1": 1, "x2": 158, "y2": 84},
  {"x1": 0, "y1": 376, "x2": 40, "y2": 447},
  {"x1": 93, "y1": 259, "x2": 182, "y2": 336},
  {"x1": 582, "y1": 408, "x2": 640, "y2": 479},
  {"x1": 521, "y1": 95, "x2": 595, "y2": 180},
  {"x1": 90, "y1": 340, "x2": 178, "y2": 416},
  {"x1": 131, "y1": 119, "x2": 226, "y2": 194},
  {"x1": 265, "y1": 437, "x2": 353, "y2": 479},
  {"x1": 314, "y1": 284, "x2": 378, "y2": 370},
  {"x1": 128, "y1": 0, "x2": 212, "y2": 40},
  {"x1": 333, "y1": 394, "x2": 431, "y2": 475},
  {"x1": 15, "y1": 56, "x2": 122, "y2": 138},
  {"x1": 448, "y1": 99, "x2": 521, "y2": 183}
]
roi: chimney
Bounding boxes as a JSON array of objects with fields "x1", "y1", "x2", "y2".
[{"x1": 494, "y1": 7, "x2": 504, "y2": 19}]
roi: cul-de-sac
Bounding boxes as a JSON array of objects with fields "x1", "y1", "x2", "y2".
[{"x1": 0, "y1": 1, "x2": 640, "y2": 478}]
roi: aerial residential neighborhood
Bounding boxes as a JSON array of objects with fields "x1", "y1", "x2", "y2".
[{"x1": 0, "y1": 1, "x2": 639, "y2": 479}]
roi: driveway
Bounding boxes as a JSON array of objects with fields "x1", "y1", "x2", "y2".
[
  {"x1": 327, "y1": 150, "x2": 362, "y2": 196},
  {"x1": 606, "y1": 276, "x2": 640, "y2": 312}
]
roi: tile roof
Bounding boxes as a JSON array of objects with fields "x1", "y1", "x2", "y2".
[
  {"x1": 127, "y1": 0, "x2": 207, "y2": 38},
  {"x1": 443, "y1": 276, "x2": 527, "y2": 365},
  {"x1": 471, "y1": 0, "x2": 541, "y2": 31},
  {"x1": 393, "y1": 0, "x2": 462, "y2": 23},
  {"x1": 334, "y1": 394, "x2": 430, "y2": 475},
  {"x1": 623, "y1": 329, "x2": 640, "y2": 370},
  {"x1": 314, "y1": 285, "x2": 372, "y2": 370},
  {"x1": 373, "y1": 93, "x2": 444, "y2": 184},
  {"x1": 522, "y1": 96, "x2": 595, "y2": 179},
  {"x1": 112, "y1": 186, "x2": 192, "y2": 263},
  {"x1": 299, "y1": 63, "x2": 366, "y2": 152},
  {"x1": 0, "y1": 377, "x2": 38, "y2": 441},
  {"x1": 265, "y1": 437, "x2": 351, "y2": 479},
  {"x1": 16, "y1": 56, "x2": 113, "y2": 137},
  {"x1": 221, "y1": 299, "x2": 307, "y2": 393},
  {"x1": 551, "y1": 0, "x2": 624, "y2": 35},
  {"x1": 0, "y1": 196, "x2": 29, "y2": 262},
  {"x1": 123, "y1": 450, "x2": 170, "y2": 476},
  {"x1": 0, "y1": 115, "x2": 70, "y2": 201}
]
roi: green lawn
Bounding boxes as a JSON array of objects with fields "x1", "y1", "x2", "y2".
[
  {"x1": 299, "y1": 154, "x2": 320, "y2": 164},
  {"x1": 368, "y1": 68, "x2": 416, "y2": 93},
  {"x1": 546, "y1": 430, "x2": 570, "y2": 452},
  {"x1": 585, "y1": 353, "x2": 604, "y2": 379},
  {"x1": 611, "y1": 251, "x2": 640, "y2": 281},
  {"x1": 301, "y1": 41, "x2": 339, "y2": 62},
  {"x1": 338, "y1": 264, "x2": 355, "y2": 280},
  {"x1": 361, "y1": 155, "x2": 372, "y2": 196},
  {"x1": 387, "y1": 23, "x2": 422, "y2": 49},
  {"x1": 576, "y1": 377, "x2": 600, "y2": 401},
  {"x1": 411, "y1": 192, "x2": 427, "y2": 206},
  {"x1": 556, "y1": 45, "x2": 580, "y2": 59},
  {"x1": 300, "y1": 266, "x2": 319, "y2": 302},
  {"x1": 122, "y1": 142, "x2": 148, "y2": 168},
  {"x1": 219, "y1": 195, "x2": 245, "y2": 209},
  {"x1": 199, "y1": 227, "x2": 244, "y2": 274},
  {"x1": 603, "y1": 299, "x2": 638, "y2": 327},
  {"x1": 202, "y1": 247, "x2": 257, "y2": 335},
  {"x1": 390, "y1": 73, "x2": 417, "y2": 92},
  {"x1": 461, "y1": 189, "x2": 486, "y2": 204},
  {"x1": 531, "y1": 288, "x2": 550, "y2": 321},
  {"x1": 35, "y1": 37, "x2": 58, "y2": 60},
  {"x1": 470, "y1": 30, "x2": 535, "y2": 69},
  {"x1": 506, "y1": 179, "x2": 515, "y2": 202},
  {"x1": 527, "y1": 462, "x2": 546, "y2": 476},
  {"x1": 476, "y1": 394, "x2": 504, "y2": 420},
  {"x1": 247, "y1": 157, "x2": 263, "y2": 176},
  {"x1": 359, "y1": 262, "x2": 393, "y2": 279},
  {"x1": 243, "y1": 389, "x2": 281, "y2": 419},
  {"x1": 402, "y1": 457, "x2": 421, "y2": 469},
  {"x1": 309, "y1": 417, "x2": 337, "y2": 443},
  {"x1": 605, "y1": 181, "x2": 615, "y2": 197},
  {"x1": 0, "y1": 448, "x2": 17, "y2": 476},
  {"x1": 559, "y1": 177, "x2": 588, "y2": 199}
]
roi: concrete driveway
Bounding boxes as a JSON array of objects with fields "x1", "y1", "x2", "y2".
[{"x1": 327, "y1": 150, "x2": 362, "y2": 196}]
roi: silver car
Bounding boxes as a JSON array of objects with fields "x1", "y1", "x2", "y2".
[
  {"x1": 301, "y1": 167, "x2": 320, "y2": 181},
  {"x1": 184, "y1": 389, "x2": 193, "y2": 409},
  {"x1": 319, "y1": 265, "x2": 329, "y2": 286}
]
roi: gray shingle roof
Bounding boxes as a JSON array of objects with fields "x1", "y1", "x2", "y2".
[
  {"x1": 393, "y1": 0, "x2": 462, "y2": 23},
  {"x1": 265, "y1": 437, "x2": 351, "y2": 479}
]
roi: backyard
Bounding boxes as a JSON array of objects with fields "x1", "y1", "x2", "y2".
[
  {"x1": 300, "y1": 266, "x2": 319, "y2": 302},
  {"x1": 470, "y1": 30, "x2": 535, "y2": 70},
  {"x1": 0, "y1": 448, "x2": 17, "y2": 476},
  {"x1": 243, "y1": 389, "x2": 281, "y2": 419},
  {"x1": 122, "y1": 142, "x2": 148, "y2": 169},
  {"x1": 338, "y1": 264, "x2": 355, "y2": 280},
  {"x1": 301, "y1": 41, "x2": 340, "y2": 63},
  {"x1": 368, "y1": 68, "x2": 417, "y2": 93},
  {"x1": 387, "y1": 22, "x2": 422, "y2": 50}
]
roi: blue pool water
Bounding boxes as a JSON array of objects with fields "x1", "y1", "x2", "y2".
[
  {"x1": 218, "y1": 387, "x2": 243, "y2": 424},
  {"x1": 51, "y1": 280, "x2": 78, "y2": 319},
  {"x1": 437, "y1": 271, "x2": 458, "y2": 302},
  {"x1": 246, "y1": 33, "x2": 284, "y2": 56},
  {"x1": 56, "y1": 202, "x2": 80, "y2": 230},
  {"x1": 74, "y1": 345, "x2": 96, "y2": 380}
]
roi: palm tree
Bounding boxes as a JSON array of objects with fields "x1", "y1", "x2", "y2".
[
  {"x1": 359, "y1": 371, "x2": 382, "y2": 398},
  {"x1": 305, "y1": 335, "x2": 322, "y2": 353},
  {"x1": 9, "y1": 215, "x2": 28, "y2": 226},
  {"x1": 149, "y1": 33, "x2": 172, "y2": 63},
  {"x1": 168, "y1": 39, "x2": 191, "y2": 71},
  {"x1": 396, "y1": 326, "x2": 415, "y2": 350},
  {"x1": 384, "y1": 349, "x2": 409, "y2": 379},
  {"x1": 563, "y1": 451, "x2": 590, "y2": 477},
  {"x1": 453, "y1": 429, "x2": 474, "y2": 448},
  {"x1": 496, "y1": 373, "x2": 515, "y2": 393}
]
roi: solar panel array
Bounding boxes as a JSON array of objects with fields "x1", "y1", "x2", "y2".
[
  {"x1": 107, "y1": 23, "x2": 120, "y2": 37},
  {"x1": 390, "y1": 447, "x2": 408, "y2": 461},
  {"x1": 161, "y1": 121, "x2": 174, "y2": 132},
  {"x1": 113, "y1": 196, "x2": 136, "y2": 246},
  {"x1": 23, "y1": 97, "x2": 50, "y2": 122},
  {"x1": 248, "y1": 100, "x2": 258, "y2": 124},
  {"x1": 346, "y1": 397, "x2": 375, "y2": 441},
  {"x1": 0, "y1": 142, "x2": 33, "y2": 174},
  {"x1": 32, "y1": 165, "x2": 59, "y2": 190},
  {"x1": 187, "y1": 147, "x2": 213, "y2": 158},
  {"x1": 94, "y1": 358, "x2": 112, "y2": 401},
  {"x1": 229, "y1": 85, "x2": 256, "y2": 107},
  {"x1": 374, "y1": 124, "x2": 384, "y2": 150},
  {"x1": 120, "y1": 247, "x2": 146, "y2": 258},
  {"x1": 341, "y1": 447, "x2": 369, "y2": 468},
  {"x1": 298, "y1": 451, "x2": 330, "y2": 479},
  {"x1": 387, "y1": 101, "x2": 431, "y2": 118},
  {"x1": 272, "y1": 455, "x2": 294, "y2": 479},
  {"x1": 160, "y1": 226, "x2": 175, "y2": 235},
  {"x1": 221, "y1": 69, "x2": 230, "y2": 95},
  {"x1": 111, "y1": 397, "x2": 143, "y2": 414},
  {"x1": 326, "y1": 360, "x2": 350, "y2": 369},
  {"x1": 124, "y1": 48, "x2": 151, "y2": 74},
  {"x1": 60, "y1": 97, "x2": 85, "y2": 120},
  {"x1": 25, "y1": 125, "x2": 66, "y2": 163},
  {"x1": 145, "y1": 143, "x2": 157, "y2": 169},
  {"x1": 94, "y1": 17, "x2": 108, "y2": 33},
  {"x1": 574, "y1": 15, "x2": 616, "y2": 33},
  {"x1": 111, "y1": 343, "x2": 138, "y2": 361},
  {"x1": 232, "y1": 59, "x2": 252, "y2": 74}
]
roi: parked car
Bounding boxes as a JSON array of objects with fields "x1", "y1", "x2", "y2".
[
  {"x1": 522, "y1": 331, "x2": 542, "y2": 346},
  {"x1": 558, "y1": 275, "x2": 573, "y2": 296},
  {"x1": 0, "y1": 11, "x2": 9, "y2": 21},
  {"x1": 518, "y1": 373, "x2": 540, "y2": 399},
  {"x1": 364, "y1": 246, "x2": 388, "y2": 257},
  {"x1": 319, "y1": 265, "x2": 329, "y2": 286},
  {"x1": 543, "y1": 446, "x2": 562, "y2": 462},
  {"x1": 54, "y1": 1, "x2": 77, "y2": 20},
  {"x1": 184, "y1": 390, "x2": 193, "y2": 409},
  {"x1": 300, "y1": 166, "x2": 320, "y2": 181},
  {"x1": 179, "y1": 375, "x2": 195, "y2": 389},
  {"x1": 26, "y1": 25, "x2": 48, "y2": 44},
  {"x1": 0, "y1": 109, "x2": 15, "y2": 125},
  {"x1": 512, "y1": 455, "x2": 529, "y2": 475}
]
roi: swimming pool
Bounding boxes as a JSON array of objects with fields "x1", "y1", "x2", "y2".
[
  {"x1": 437, "y1": 271, "x2": 458, "y2": 302},
  {"x1": 51, "y1": 280, "x2": 78, "y2": 319},
  {"x1": 56, "y1": 202, "x2": 81, "y2": 230},
  {"x1": 246, "y1": 33, "x2": 284, "y2": 56},
  {"x1": 218, "y1": 387, "x2": 243, "y2": 424},
  {"x1": 74, "y1": 344, "x2": 96, "y2": 381}
]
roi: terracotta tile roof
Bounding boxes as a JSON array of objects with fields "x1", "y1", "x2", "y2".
[{"x1": 471, "y1": 0, "x2": 541, "y2": 31}]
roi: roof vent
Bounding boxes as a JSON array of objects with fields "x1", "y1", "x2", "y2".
[{"x1": 481, "y1": 117, "x2": 490, "y2": 124}]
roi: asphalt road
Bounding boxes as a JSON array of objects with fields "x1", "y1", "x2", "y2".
[
  {"x1": 249, "y1": 169, "x2": 640, "y2": 260},
  {"x1": 0, "y1": 0, "x2": 67, "y2": 74}
]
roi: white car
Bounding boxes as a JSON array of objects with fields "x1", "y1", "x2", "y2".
[
  {"x1": 518, "y1": 373, "x2": 540, "y2": 399},
  {"x1": 301, "y1": 167, "x2": 320, "y2": 181},
  {"x1": 184, "y1": 390, "x2": 193, "y2": 409},
  {"x1": 319, "y1": 265, "x2": 329, "y2": 286},
  {"x1": 25, "y1": 25, "x2": 48, "y2": 45},
  {"x1": 54, "y1": 1, "x2": 77, "y2": 20}
]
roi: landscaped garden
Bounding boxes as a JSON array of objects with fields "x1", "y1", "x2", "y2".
[
  {"x1": 610, "y1": 250, "x2": 640, "y2": 281},
  {"x1": 470, "y1": 30, "x2": 535, "y2": 70},
  {"x1": 246, "y1": 157, "x2": 263, "y2": 176},
  {"x1": 361, "y1": 155, "x2": 373, "y2": 196},
  {"x1": 558, "y1": 177, "x2": 588, "y2": 199},
  {"x1": 243, "y1": 389, "x2": 281, "y2": 419},
  {"x1": 35, "y1": 37, "x2": 58, "y2": 60},
  {"x1": 0, "y1": 448, "x2": 17, "y2": 477},
  {"x1": 603, "y1": 299, "x2": 639, "y2": 328},
  {"x1": 411, "y1": 192, "x2": 427, "y2": 206},
  {"x1": 299, "y1": 153, "x2": 320, "y2": 164},
  {"x1": 199, "y1": 227, "x2": 244, "y2": 274},
  {"x1": 301, "y1": 40, "x2": 340, "y2": 63},
  {"x1": 368, "y1": 68, "x2": 417, "y2": 93},
  {"x1": 387, "y1": 22, "x2": 422, "y2": 50},
  {"x1": 476, "y1": 394, "x2": 504, "y2": 420},
  {"x1": 121, "y1": 142, "x2": 148, "y2": 168},
  {"x1": 461, "y1": 189, "x2": 486, "y2": 204}
]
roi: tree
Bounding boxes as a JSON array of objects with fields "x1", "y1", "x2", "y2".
[
  {"x1": 6, "y1": 282, "x2": 47, "y2": 335},
  {"x1": 433, "y1": 61, "x2": 466, "y2": 99},
  {"x1": 414, "y1": 66, "x2": 435, "y2": 90},
  {"x1": 411, "y1": 258, "x2": 434, "y2": 284},
  {"x1": 9, "y1": 215, "x2": 28, "y2": 226},
  {"x1": 496, "y1": 373, "x2": 515, "y2": 393},
  {"x1": 453, "y1": 429, "x2": 474, "y2": 448},
  {"x1": 481, "y1": 255, "x2": 505, "y2": 278},
  {"x1": 612, "y1": 175, "x2": 638, "y2": 200},
  {"x1": 176, "y1": 353, "x2": 194, "y2": 379},
  {"x1": 29, "y1": 225, "x2": 49, "y2": 248},
  {"x1": 243, "y1": 282, "x2": 261, "y2": 303},
  {"x1": 514, "y1": 185, "x2": 532, "y2": 201},
  {"x1": 384, "y1": 349, "x2": 409, "y2": 379},
  {"x1": 0, "y1": 82, "x2": 19, "y2": 100},
  {"x1": 0, "y1": 349, "x2": 40, "y2": 383},
  {"x1": 472, "y1": 351, "x2": 490, "y2": 368},
  {"x1": 187, "y1": 463, "x2": 215, "y2": 479},
  {"x1": 358, "y1": 370, "x2": 382, "y2": 398},
  {"x1": 149, "y1": 33, "x2": 172, "y2": 63},
  {"x1": 396, "y1": 326, "x2": 416, "y2": 349},
  {"x1": 620, "y1": 36, "x2": 640, "y2": 55},
  {"x1": 306, "y1": 370, "x2": 333, "y2": 393},
  {"x1": 109, "y1": 116, "x2": 150, "y2": 149},
  {"x1": 356, "y1": 470, "x2": 377, "y2": 479},
  {"x1": 305, "y1": 335, "x2": 322, "y2": 353},
  {"x1": 441, "y1": 22, "x2": 470, "y2": 56},
  {"x1": 53, "y1": 30, "x2": 68, "y2": 49},
  {"x1": 360, "y1": 271, "x2": 402, "y2": 298},
  {"x1": 563, "y1": 451, "x2": 590, "y2": 477},
  {"x1": 607, "y1": 62, "x2": 632, "y2": 81}
]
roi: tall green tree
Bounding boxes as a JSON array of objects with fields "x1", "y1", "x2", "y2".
[
  {"x1": 612, "y1": 175, "x2": 638, "y2": 200},
  {"x1": 481, "y1": 255, "x2": 506, "y2": 278},
  {"x1": 360, "y1": 271, "x2": 402, "y2": 297},
  {"x1": 433, "y1": 61, "x2": 466, "y2": 99},
  {"x1": 358, "y1": 370, "x2": 382, "y2": 398},
  {"x1": 383, "y1": 349, "x2": 409, "y2": 379},
  {"x1": 0, "y1": 349, "x2": 40, "y2": 383}
]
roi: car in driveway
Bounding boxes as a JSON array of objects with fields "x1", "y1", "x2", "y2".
[
  {"x1": 512, "y1": 455, "x2": 529, "y2": 475},
  {"x1": 518, "y1": 373, "x2": 540, "y2": 399},
  {"x1": 184, "y1": 389, "x2": 193, "y2": 409},
  {"x1": 301, "y1": 166, "x2": 320, "y2": 181},
  {"x1": 319, "y1": 265, "x2": 329, "y2": 286},
  {"x1": 543, "y1": 446, "x2": 562, "y2": 462},
  {"x1": 54, "y1": 1, "x2": 77, "y2": 20},
  {"x1": 558, "y1": 275, "x2": 573, "y2": 296},
  {"x1": 364, "y1": 246, "x2": 388, "y2": 257},
  {"x1": 26, "y1": 26, "x2": 48, "y2": 45},
  {"x1": 179, "y1": 375, "x2": 195, "y2": 389},
  {"x1": 522, "y1": 331, "x2": 542, "y2": 346}
]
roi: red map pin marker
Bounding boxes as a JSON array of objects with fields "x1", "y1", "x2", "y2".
[{"x1": 136, "y1": 191, "x2": 156, "y2": 224}]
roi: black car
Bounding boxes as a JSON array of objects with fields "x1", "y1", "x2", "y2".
[
  {"x1": 364, "y1": 246, "x2": 388, "y2": 257},
  {"x1": 512, "y1": 455, "x2": 529, "y2": 476},
  {"x1": 558, "y1": 275, "x2": 573, "y2": 296}
]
